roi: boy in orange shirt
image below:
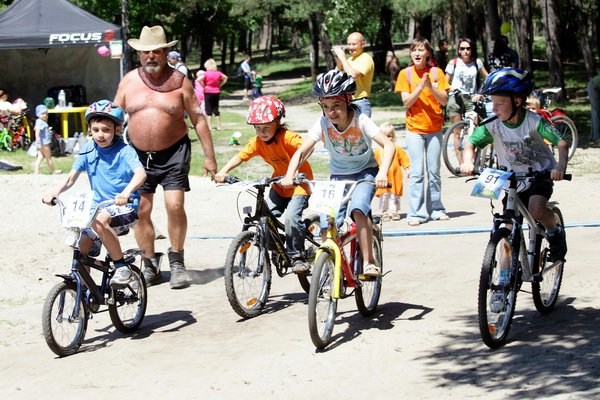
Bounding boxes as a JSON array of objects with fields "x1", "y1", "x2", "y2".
[
  {"x1": 374, "y1": 122, "x2": 410, "y2": 221},
  {"x1": 214, "y1": 96, "x2": 314, "y2": 273}
]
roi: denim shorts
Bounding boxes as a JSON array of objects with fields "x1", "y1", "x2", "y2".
[{"x1": 331, "y1": 167, "x2": 377, "y2": 224}]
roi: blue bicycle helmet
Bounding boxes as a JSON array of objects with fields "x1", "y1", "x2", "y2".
[
  {"x1": 85, "y1": 100, "x2": 124, "y2": 125},
  {"x1": 313, "y1": 70, "x2": 356, "y2": 98},
  {"x1": 480, "y1": 68, "x2": 534, "y2": 98}
]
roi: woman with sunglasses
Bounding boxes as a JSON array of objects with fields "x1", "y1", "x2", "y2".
[
  {"x1": 444, "y1": 37, "x2": 489, "y2": 164},
  {"x1": 445, "y1": 38, "x2": 488, "y2": 127}
]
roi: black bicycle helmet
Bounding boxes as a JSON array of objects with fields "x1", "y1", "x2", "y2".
[
  {"x1": 480, "y1": 68, "x2": 534, "y2": 98},
  {"x1": 312, "y1": 70, "x2": 356, "y2": 98}
]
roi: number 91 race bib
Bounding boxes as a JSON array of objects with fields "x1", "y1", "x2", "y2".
[{"x1": 470, "y1": 168, "x2": 512, "y2": 200}]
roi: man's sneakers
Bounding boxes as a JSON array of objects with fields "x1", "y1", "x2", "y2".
[
  {"x1": 546, "y1": 226, "x2": 567, "y2": 262},
  {"x1": 168, "y1": 248, "x2": 191, "y2": 289},
  {"x1": 142, "y1": 252, "x2": 163, "y2": 286}
]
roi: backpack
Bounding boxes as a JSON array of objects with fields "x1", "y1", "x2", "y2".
[
  {"x1": 236, "y1": 64, "x2": 244, "y2": 77},
  {"x1": 405, "y1": 65, "x2": 440, "y2": 86}
]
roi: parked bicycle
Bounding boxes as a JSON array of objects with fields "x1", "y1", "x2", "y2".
[
  {"x1": 42, "y1": 194, "x2": 147, "y2": 357},
  {"x1": 221, "y1": 175, "x2": 321, "y2": 319},
  {"x1": 442, "y1": 94, "x2": 495, "y2": 176},
  {"x1": 530, "y1": 88, "x2": 578, "y2": 160},
  {"x1": 10, "y1": 112, "x2": 32, "y2": 150},
  {"x1": 469, "y1": 168, "x2": 571, "y2": 348},
  {"x1": 307, "y1": 179, "x2": 384, "y2": 349}
]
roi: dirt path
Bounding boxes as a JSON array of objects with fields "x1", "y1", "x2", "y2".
[{"x1": 1, "y1": 165, "x2": 599, "y2": 398}]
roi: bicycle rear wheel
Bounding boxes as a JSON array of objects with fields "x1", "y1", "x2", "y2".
[
  {"x1": 550, "y1": 115, "x2": 577, "y2": 160},
  {"x1": 442, "y1": 121, "x2": 468, "y2": 176},
  {"x1": 298, "y1": 214, "x2": 321, "y2": 293},
  {"x1": 109, "y1": 265, "x2": 147, "y2": 333},
  {"x1": 355, "y1": 226, "x2": 383, "y2": 316},
  {"x1": 478, "y1": 228, "x2": 518, "y2": 349},
  {"x1": 224, "y1": 230, "x2": 272, "y2": 319},
  {"x1": 42, "y1": 281, "x2": 88, "y2": 357},
  {"x1": 532, "y1": 207, "x2": 565, "y2": 313},
  {"x1": 308, "y1": 251, "x2": 337, "y2": 349}
]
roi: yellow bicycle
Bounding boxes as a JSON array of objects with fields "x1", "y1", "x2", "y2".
[{"x1": 307, "y1": 179, "x2": 384, "y2": 349}]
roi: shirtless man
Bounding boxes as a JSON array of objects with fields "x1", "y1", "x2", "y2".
[{"x1": 114, "y1": 25, "x2": 217, "y2": 289}]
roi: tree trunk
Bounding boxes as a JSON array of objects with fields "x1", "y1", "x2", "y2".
[
  {"x1": 121, "y1": 0, "x2": 132, "y2": 73},
  {"x1": 308, "y1": 13, "x2": 320, "y2": 81},
  {"x1": 512, "y1": 0, "x2": 533, "y2": 72},
  {"x1": 263, "y1": 14, "x2": 273, "y2": 61},
  {"x1": 374, "y1": 5, "x2": 394, "y2": 73},
  {"x1": 485, "y1": 0, "x2": 501, "y2": 54},
  {"x1": 229, "y1": 32, "x2": 235, "y2": 74},
  {"x1": 539, "y1": 0, "x2": 565, "y2": 95},
  {"x1": 572, "y1": 0, "x2": 596, "y2": 78}
]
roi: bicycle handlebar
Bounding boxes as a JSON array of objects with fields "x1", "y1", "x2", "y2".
[{"x1": 466, "y1": 168, "x2": 572, "y2": 181}]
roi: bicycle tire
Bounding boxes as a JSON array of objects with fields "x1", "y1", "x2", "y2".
[
  {"x1": 442, "y1": 121, "x2": 469, "y2": 176},
  {"x1": 478, "y1": 228, "x2": 518, "y2": 349},
  {"x1": 550, "y1": 115, "x2": 578, "y2": 160},
  {"x1": 307, "y1": 251, "x2": 338, "y2": 349},
  {"x1": 531, "y1": 207, "x2": 565, "y2": 313},
  {"x1": 224, "y1": 230, "x2": 272, "y2": 319},
  {"x1": 298, "y1": 214, "x2": 321, "y2": 293},
  {"x1": 108, "y1": 265, "x2": 147, "y2": 333},
  {"x1": 42, "y1": 281, "x2": 88, "y2": 357},
  {"x1": 355, "y1": 226, "x2": 383, "y2": 316}
]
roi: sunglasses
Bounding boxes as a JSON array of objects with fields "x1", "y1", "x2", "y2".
[{"x1": 459, "y1": 47, "x2": 471, "y2": 51}]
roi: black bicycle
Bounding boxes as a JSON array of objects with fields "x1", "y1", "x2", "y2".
[
  {"x1": 443, "y1": 94, "x2": 495, "y2": 176},
  {"x1": 471, "y1": 169, "x2": 571, "y2": 348},
  {"x1": 42, "y1": 196, "x2": 147, "y2": 357},
  {"x1": 221, "y1": 175, "x2": 321, "y2": 319}
]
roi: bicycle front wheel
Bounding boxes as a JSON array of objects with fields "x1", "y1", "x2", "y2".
[
  {"x1": 355, "y1": 226, "x2": 383, "y2": 316},
  {"x1": 308, "y1": 251, "x2": 338, "y2": 349},
  {"x1": 442, "y1": 121, "x2": 468, "y2": 176},
  {"x1": 109, "y1": 265, "x2": 147, "y2": 333},
  {"x1": 478, "y1": 228, "x2": 518, "y2": 349},
  {"x1": 551, "y1": 115, "x2": 578, "y2": 160},
  {"x1": 42, "y1": 281, "x2": 88, "y2": 357},
  {"x1": 224, "y1": 230, "x2": 272, "y2": 319},
  {"x1": 532, "y1": 207, "x2": 565, "y2": 313}
]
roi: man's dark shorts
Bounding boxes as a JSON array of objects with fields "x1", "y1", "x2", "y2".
[
  {"x1": 244, "y1": 76, "x2": 253, "y2": 91},
  {"x1": 133, "y1": 135, "x2": 191, "y2": 194}
]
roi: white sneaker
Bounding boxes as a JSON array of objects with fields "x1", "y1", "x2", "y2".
[{"x1": 111, "y1": 266, "x2": 132, "y2": 288}]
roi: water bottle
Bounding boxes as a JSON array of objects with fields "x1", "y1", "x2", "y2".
[{"x1": 58, "y1": 90, "x2": 66, "y2": 108}]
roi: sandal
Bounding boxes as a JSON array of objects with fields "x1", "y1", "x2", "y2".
[
  {"x1": 363, "y1": 263, "x2": 381, "y2": 277},
  {"x1": 408, "y1": 219, "x2": 421, "y2": 226}
]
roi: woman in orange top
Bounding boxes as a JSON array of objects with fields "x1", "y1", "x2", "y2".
[
  {"x1": 374, "y1": 122, "x2": 410, "y2": 221},
  {"x1": 395, "y1": 37, "x2": 451, "y2": 226},
  {"x1": 214, "y1": 96, "x2": 314, "y2": 273}
]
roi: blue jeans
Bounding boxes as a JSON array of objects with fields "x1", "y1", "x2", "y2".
[
  {"x1": 352, "y1": 98, "x2": 372, "y2": 117},
  {"x1": 331, "y1": 167, "x2": 377, "y2": 227},
  {"x1": 266, "y1": 191, "x2": 309, "y2": 259},
  {"x1": 405, "y1": 131, "x2": 446, "y2": 222}
]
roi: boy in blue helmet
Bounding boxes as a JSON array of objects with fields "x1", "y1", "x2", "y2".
[
  {"x1": 42, "y1": 100, "x2": 147, "y2": 287},
  {"x1": 460, "y1": 68, "x2": 568, "y2": 261}
]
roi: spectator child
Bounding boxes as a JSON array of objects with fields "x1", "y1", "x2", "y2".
[
  {"x1": 33, "y1": 104, "x2": 61, "y2": 175},
  {"x1": 374, "y1": 122, "x2": 410, "y2": 221}
]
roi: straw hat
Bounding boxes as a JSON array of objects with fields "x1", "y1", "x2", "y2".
[{"x1": 128, "y1": 26, "x2": 178, "y2": 51}]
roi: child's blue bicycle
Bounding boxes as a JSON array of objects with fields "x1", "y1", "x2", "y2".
[{"x1": 42, "y1": 194, "x2": 147, "y2": 357}]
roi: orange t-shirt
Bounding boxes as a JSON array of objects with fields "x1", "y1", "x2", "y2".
[
  {"x1": 395, "y1": 65, "x2": 450, "y2": 134},
  {"x1": 238, "y1": 128, "x2": 313, "y2": 198},
  {"x1": 374, "y1": 145, "x2": 410, "y2": 197}
]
